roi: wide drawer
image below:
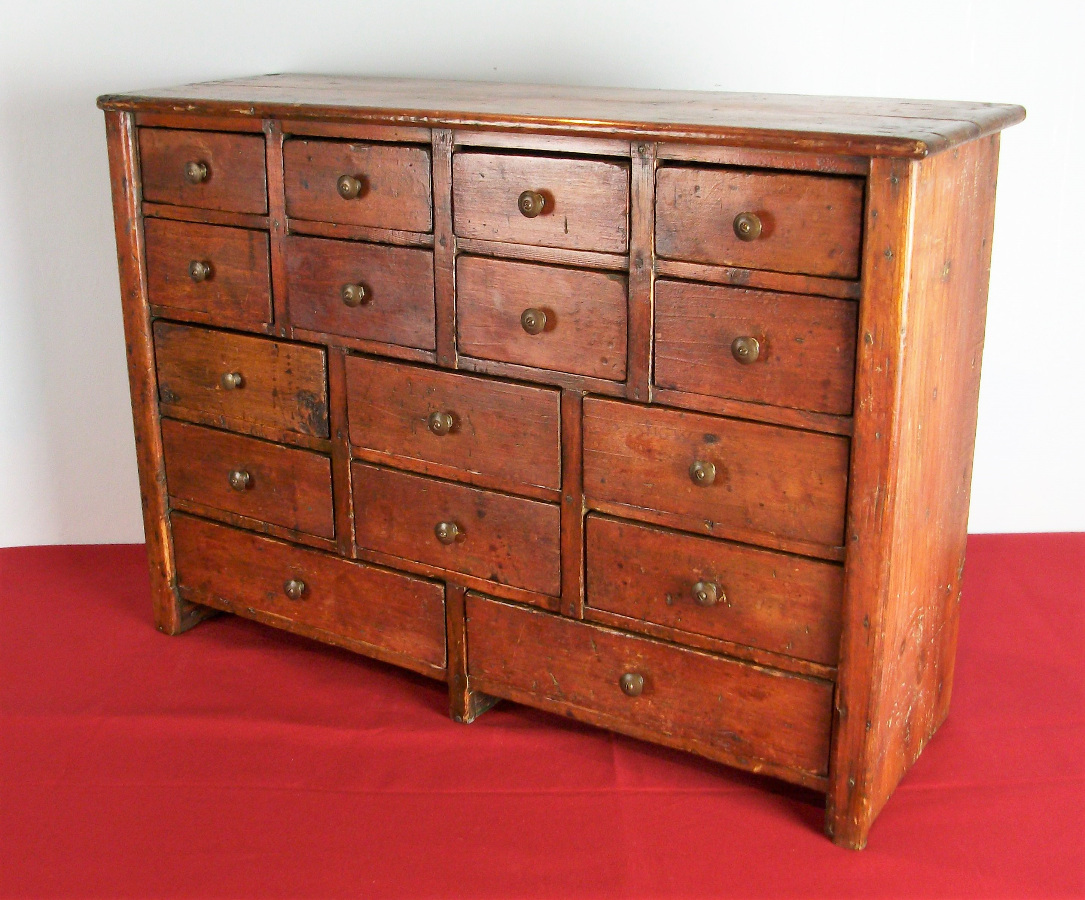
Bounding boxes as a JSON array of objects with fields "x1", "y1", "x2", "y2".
[
  {"x1": 655, "y1": 166, "x2": 864, "y2": 279},
  {"x1": 466, "y1": 594, "x2": 834, "y2": 777},
  {"x1": 345, "y1": 356, "x2": 561, "y2": 492},
  {"x1": 456, "y1": 256, "x2": 627, "y2": 381},
  {"x1": 283, "y1": 235, "x2": 435, "y2": 350},
  {"x1": 582, "y1": 398, "x2": 849, "y2": 548},
  {"x1": 144, "y1": 219, "x2": 271, "y2": 329},
  {"x1": 453, "y1": 151, "x2": 630, "y2": 253},
  {"x1": 153, "y1": 322, "x2": 329, "y2": 439},
  {"x1": 585, "y1": 515, "x2": 844, "y2": 666},
  {"x1": 139, "y1": 128, "x2": 267, "y2": 215},
  {"x1": 283, "y1": 139, "x2": 432, "y2": 232},
  {"x1": 172, "y1": 513, "x2": 446, "y2": 674},
  {"x1": 654, "y1": 280, "x2": 858, "y2": 415},
  {"x1": 161, "y1": 419, "x2": 334, "y2": 539},
  {"x1": 352, "y1": 464, "x2": 561, "y2": 596}
]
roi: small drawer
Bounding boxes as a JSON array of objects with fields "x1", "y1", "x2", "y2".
[
  {"x1": 345, "y1": 356, "x2": 561, "y2": 492},
  {"x1": 582, "y1": 398, "x2": 849, "y2": 548},
  {"x1": 283, "y1": 235, "x2": 435, "y2": 350},
  {"x1": 154, "y1": 322, "x2": 329, "y2": 439},
  {"x1": 283, "y1": 139, "x2": 432, "y2": 232},
  {"x1": 139, "y1": 128, "x2": 267, "y2": 215},
  {"x1": 654, "y1": 280, "x2": 858, "y2": 415},
  {"x1": 456, "y1": 256, "x2": 627, "y2": 381},
  {"x1": 352, "y1": 464, "x2": 561, "y2": 596},
  {"x1": 466, "y1": 594, "x2": 834, "y2": 777},
  {"x1": 144, "y1": 219, "x2": 271, "y2": 329},
  {"x1": 172, "y1": 513, "x2": 446, "y2": 673},
  {"x1": 585, "y1": 515, "x2": 844, "y2": 666},
  {"x1": 655, "y1": 166, "x2": 864, "y2": 279},
  {"x1": 161, "y1": 419, "x2": 334, "y2": 539},
  {"x1": 453, "y1": 151, "x2": 630, "y2": 253}
]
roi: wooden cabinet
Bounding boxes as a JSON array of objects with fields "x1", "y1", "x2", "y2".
[{"x1": 99, "y1": 75, "x2": 1023, "y2": 849}]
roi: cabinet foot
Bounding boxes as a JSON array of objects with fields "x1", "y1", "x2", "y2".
[
  {"x1": 155, "y1": 596, "x2": 218, "y2": 636},
  {"x1": 451, "y1": 689, "x2": 500, "y2": 724}
]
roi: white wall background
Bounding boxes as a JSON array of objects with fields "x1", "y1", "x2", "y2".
[{"x1": 0, "y1": 0, "x2": 1081, "y2": 547}]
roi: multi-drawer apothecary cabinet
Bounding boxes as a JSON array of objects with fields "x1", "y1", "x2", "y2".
[{"x1": 98, "y1": 76, "x2": 1023, "y2": 848}]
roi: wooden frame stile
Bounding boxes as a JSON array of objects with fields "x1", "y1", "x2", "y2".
[
  {"x1": 627, "y1": 140, "x2": 656, "y2": 402},
  {"x1": 263, "y1": 119, "x2": 291, "y2": 337},
  {"x1": 432, "y1": 129, "x2": 457, "y2": 367}
]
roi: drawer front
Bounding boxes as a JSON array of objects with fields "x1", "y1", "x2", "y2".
[
  {"x1": 154, "y1": 322, "x2": 329, "y2": 438},
  {"x1": 161, "y1": 419, "x2": 334, "y2": 538},
  {"x1": 345, "y1": 356, "x2": 561, "y2": 491},
  {"x1": 144, "y1": 219, "x2": 271, "y2": 328},
  {"x1": 453, "y1": 152, "x2": 630, "y2": 253},
  {"x1": 582, "y1": 398, "x2": 849, "y2": 548},
  {"x1": 352, "y1": 464, "x2": 561, "y2": 596},
  {"x1": 654, "y1": 280, "x2": 858, "y2": 415},
  {"x1": 139, "y1": 128, "x2": 267, "y2": 215},
  {"x1": 655, "y1": 166, "x2": 864, "y2": 279},
  {"x1": 284, "y1": 236, "x2": 435, "y2": 350},
  {"x1": 172, "y1": 513, "x2": 446, "y2": 672},
  {"x1": 283, "y1": 139, "x2": 432, "y2": 232},
  {"x1": 466, "y1": 595, "x2": 834, "y2": 776},
  {"x1": 585, "y1": 515, "x2": 844, "y2": 665},
  {"x1": 456, "y1": 256, "x2": 627, "y2": 381}
]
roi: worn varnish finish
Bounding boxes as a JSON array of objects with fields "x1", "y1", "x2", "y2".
[{"x1": 100, "y1": 76, "x2": 1021, "y2": 850}]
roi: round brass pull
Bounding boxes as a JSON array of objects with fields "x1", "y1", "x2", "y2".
[
  {"x1": 619, "y1": 672, "x2": 645, "y2": 697},
  {"x1": 427, "y1": 411, "x2": 454, "y2": 436},
  {"x1": 188, "y1": 260, "x2": 211, "y2": 282},
  {"x1": 220, "y1": 371, "x2": 243, "y2": 390},
  {"x1": 283, "y1": 579, "x2": 306, "y2": 600},
  {"x1": 341, "y1": 283, "x2": 369, "y2": 307},
  {"x1": 435, "y1": 521, "x2": 463, "y2": 545},
  {"x1": 692, "y1": 580, "x2": 722, "y2": 607},
  {"x1": 184, "y1": 161, "x2": 209, "y2": 184},
  {"x1": 733, "y1": 212, "x2": 762, "y2": 242},
  {"x1": 689, "y1": 460, "x2": 716, "y2": 486},
  {"x1": 520, "y1": 308, "x2": 547, "y2": 335},
  {"x1": 227, "y1": 469, "x2": 251, "y2": 491},
  {"x1": 731, "y1": 336, "x2": 760, "y2": 364},
  {"x1": 518, "y1": 190, "x2": 546, "y2": 218},
  {"x1": 337, "y1": 174, "x2": 363, "y2": 199}
]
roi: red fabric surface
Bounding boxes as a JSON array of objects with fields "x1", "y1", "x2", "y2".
[{"x1": 1, "y1": 533, "x2": 1081, "y2": 898}]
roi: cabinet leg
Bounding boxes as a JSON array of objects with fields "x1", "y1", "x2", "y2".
[
  {"x1": 824, "y1": 798, "x2": 872, "y2": 851},
  {"x1": 445, "y1": 583, "x2": 499, "y2": 723},
  {"x1": 451, "y1": 687, "x2": 500, "y2": 724},
  {"x1": 153, "y1": 588, "x2": 218, "y2": 636}
]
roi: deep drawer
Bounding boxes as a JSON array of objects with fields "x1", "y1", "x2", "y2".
[
  {"x1": 345, "y1": 356, "x2": 561, "y2": 492},
  {"x1": 466, "y1": 594, "x2": 834, "y2": 777},
  {"x1": 172, "y1": 513, "x2": 446, "y2": 673}
]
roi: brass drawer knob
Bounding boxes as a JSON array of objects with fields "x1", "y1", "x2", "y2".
[
  {"x1": 520, "y1": 308, "x2": 547, "y2": 335},
  {"x1": 283, "y1": 579, "x2": 306, "y2": 600},
  {"x1": 689, "y1": 460, "x2": 716, "y2": 486},
  {"x1": 731, "y1": 336, "x2": 760, "y2": 364},
  {"x1": 692, "y1": 580, "x2": 721, "y2": 607},
  {"x1": 427, "y1": 411, "x2": 454, "y2": 436},
  {"x1": 337, "y1": 174, "x2": 364, "y2": 199},
  {"x1": 220, "y1": 371, "x2": 243, "y2": 390},
  {"x1": 619, "y1": 672, "x2": 645, "y2": 697},
  {"x1": 435, "y1": 521, "x2": 463, "y2": 544},
  {"x1": 518, "y1": 190, "x2": 546, "y2": 218},
  {"x1": 733, "y1": 211, "x2": 762, "y2": 241},
  {"x1": 227, "y1": 469, "x2": 251, "y2": 491},
  {"x1": 188, "y1": 260, "x2": 211, "y2": 282},
  {"x1": 341, "y1": 283, "x2": 369, "y2": 307},
  {"x1": 184, "y1": 160, "x2": 209, "y2": 184}
]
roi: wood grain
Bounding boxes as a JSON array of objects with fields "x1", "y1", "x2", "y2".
[{"x1": 627, "y1": 141, "x2": 656, "y2": 401}]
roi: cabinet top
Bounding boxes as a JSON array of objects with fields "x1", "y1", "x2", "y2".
[{"x1": 98, "y1": 74, "x2": 1024, "y2": 159}]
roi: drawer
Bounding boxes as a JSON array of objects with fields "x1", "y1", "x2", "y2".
[
  {"x1": 352, "y1": 464, "x2": 561, "y2": 596},
  {"x1": 345, "y1": 356, "x2": 561, "y2": 492},
  {"x1": 283, "y1": 235, "x2": 435, "y2": 350},
  {"x1": 456, "y1": 256, "x2": 627, "y2": 381},
  {"x1": 172, "y1": 513, "x2": 446, "y2": 673},
  {"x1": 585, "y1": 515, "x2": 844, "y2": 666},
  {"x1": 139, "y1": 128, "x2": 267, "y2": 215},
  {"x1": 582, "y1": 398, "x2": 849, "y2": 548},
  {"x1": 283, "y1": 139, "x2": 432, "y2": 232},
  {"x1": 161, "y1": 419, "x2": 334, "y2": 539},
  {"x1": 154, "y1": 322, "x2": 329, "y2": 439},
  {"x1": 654, "y1": 280, "x2": 858, "y2": 415},
  {"x1": 466, "y1": 594, "x2": 834, "y2": 776},
  {"x1": 655, "y1": 166, "x2": 864, "y2": 279},
  {"x1": 144, "y1": 219, "x2": 271, "y2": 328},
  {"x1": 453, "y1": 151, "x2": 630, "y2": 253}
]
